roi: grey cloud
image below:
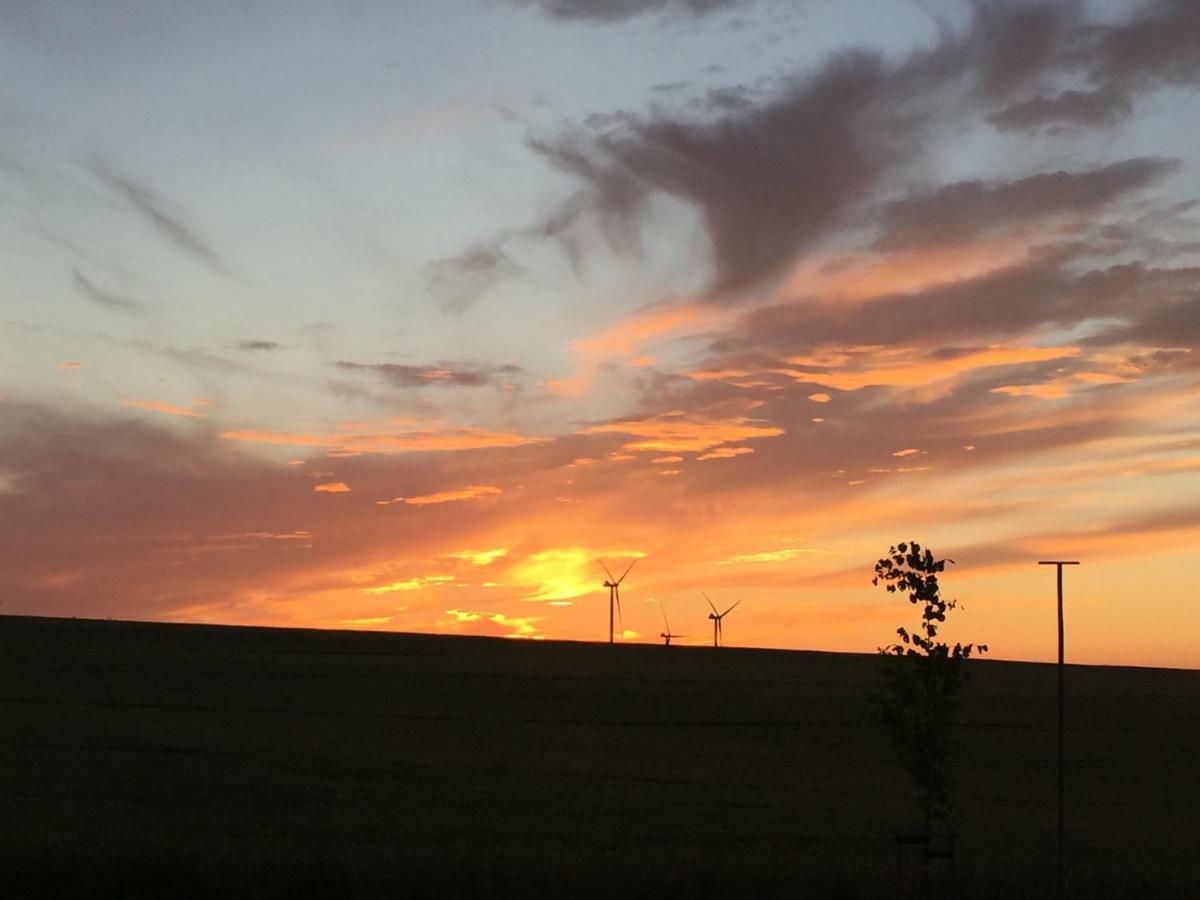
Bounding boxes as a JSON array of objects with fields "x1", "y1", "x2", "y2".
[
  {"x1": 1088, "y1": 293, "x2": 1200, "y2": 348},
  {"x1": 1090, "y1": 0, "x2": 1200, "y2": 89},
  {"x1": 334, "y1": 360, "x2": 525, "y2": 389},
  {"x1": 531, "y1": 48, "x2": 926, "y2": 298},
  {"x1": 503, "y1": 0, "x2": 750, "y2": 24},
  {"x1": 960, "y1": 0, "x2": 1086, "y2": 101},
  {"x1": 72, "y1": 268, "x2": 147, "y2": 315},
  {"x1": 519, "y1": 2, "x2": 1115, "y2": 300},
  {"x1": 724, "y1": 252, "x2": 1073, "y2": 352},
  {"x1": 0, "y1": 402, "x2": 529, "y2": 619},
  {"x1": 423, "y1": 241, "x2": 521, "y2": 314},
  {"x1": 230, "y1": 340, "x2": 282, "y2": 352},
  {"x1": 86, "y1": 157, "x2": 229, "y2": 277},
  {"x1": 467, "y1": 2, "x2": 1200, "y2": 308},
  {"x1": 1124, "y1": 347, "x2": 1199, "y2": 373},
  {"x1": 874, "y1": 157, "x2": 1176, "y2": 251},
  {"x1": 723, "y1": 253, "x2": 1200, "y2": 355},
  {"x1": 108, "y1": 337, "x2": 259, "y2": 376},
  {"x1": 988, "y1": 87, "x2": 1133, "y2": 131}
]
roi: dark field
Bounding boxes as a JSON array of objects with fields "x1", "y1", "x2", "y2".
[{"x1": 1, "y1": 616, "x2": 1197, "y2": 898}]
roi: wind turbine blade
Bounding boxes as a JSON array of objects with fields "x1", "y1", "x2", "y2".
[
  {"x1": 615, "y1": 587, "x2": 624, "y2": 632},
  {"x1": 659, "y1": 600, "x2": 670, "y2": 630},
  {"x1": 617, "y1": 558, "x2": 637, "y2": 584},
  {"x1": 597, "y1": 558, "x2": 617, "y2": 583},
  {"x1": 722, "y1": 598, "x2": 743, "y2": 617},
  {"x1": 704, "y1": 593, "x2": 718, "y2": 615}
]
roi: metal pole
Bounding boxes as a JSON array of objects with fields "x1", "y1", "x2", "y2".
[{"x1": 1039, "y1": 560, "x2": 1078, "y2": 899}]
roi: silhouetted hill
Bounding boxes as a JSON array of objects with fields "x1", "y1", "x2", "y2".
[{"x1": 1, "y1": 616, "x2": 1196, "y2": 898}]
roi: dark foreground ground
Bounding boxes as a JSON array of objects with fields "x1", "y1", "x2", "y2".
[{"x1": 0, "y1": 616, "x2": 1197, "y2": 898}]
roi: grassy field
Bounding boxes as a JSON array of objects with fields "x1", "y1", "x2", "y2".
[{"x1": 0, "y1": 616, "x2": 1197, "y2": 898}]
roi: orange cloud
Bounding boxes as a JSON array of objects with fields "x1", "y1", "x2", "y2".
[
  {"x1": 808, "y1": 393, "x2": 831, "y2": 403},
  {"x1": 784, "y1": 345, "x2": 1080, "y2": 391},
  {"x1": 716, "y1": 548, "x2": 820, "y2": 565},
  {"x1": 365, "y1": 575, "x2": 455, "y2": 594},
  {"x1": 545, "y1": 301, "x2": 730, "y2": 398},
  {"x1": 447, "y1": 548, "x2": 508, "y2": 566},
  {"x1": 122, "y1": 399, "x2": 206, "y2": 418},
  {"x1": 443, "y1": 608, "x2": 542, "y2": 639},
  {"x1": 572, "y1": 303, "x2": 710, "y2": 359},
  {"x1": 314, "y1": 482, "x2": 350, "y2": 493},
  {"x1": 990, "y1": 369, "x2": 1136, "y2": 400},
  {"x1": 697, "y1": 446, "x2": 755, "y2": 461},
  {"x1": 221, "y1": 531, "x2": 312, "y2": 541},
  {"x1": 506, "y1": 547, "x2": 644, "y2": 603},
  {"x1": 59, "y1": 361, "x2": 83, "y2": 371},
  {"x1": 378, "y1": 485, "x2": 501, "y2": 506},
  {"x1": 782, "y1": 233, "x2": 1039, "y2": 302},
  {"x1": 583, "y1": 413, "x2": 783, "y2": 453},
  {"x1": 990, "y1": 383, "x2": 1070, "y2": 400},
  {"x1": 1074, "y1": 371, "x2": 1129, "y2": 384},
  {"x1": 507, "y1": 548, "x2": 597, "y2": 602},
  {"x1": 221, "y1": 423, "x2": 544, "y2": 454},
  {"x1": 339, "y1": 616, "x2": 393, "y2": 627}
]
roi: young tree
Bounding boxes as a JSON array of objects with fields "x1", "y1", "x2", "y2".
[{"x1": 872, "y1": 541, "x2": 987, "y2": 826}]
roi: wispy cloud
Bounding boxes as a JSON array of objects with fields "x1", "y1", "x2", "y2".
[
  {"x1": 423, "y1": 241, "x2": 520, "y2": 314},
  {"x1": 503, "y1": 0, "x2": 751, "y2": 24},
  {"x1": 230, "y1": 340, "x2": 282, "y2": 352},
  {"x1": 72, "y1": 268, "x2": 147, "y2": 314},
  {"x1": 86, "y1": 156, "x2": 229, "y2": 276},
  {"x1": 335, "y1": 360, "x2": 523, "y2": 389}
]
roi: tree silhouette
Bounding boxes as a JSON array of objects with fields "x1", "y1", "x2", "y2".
[{"x1": 872, "y1": 541, "x2": 987, "y2": 826}]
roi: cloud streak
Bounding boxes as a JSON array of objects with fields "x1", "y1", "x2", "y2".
[
  {"x1": 73, "y1": 268, "x2": 148, "y2": 314},
  {"x1": 503, "y1": 0, "x2": 750, "y2": 24},
  {"x1": 87, "y1": 157, "x2": 229, "y2": 276},
  {"x1": 334, "y1": 360, "x2": 524, "y2": 389}
]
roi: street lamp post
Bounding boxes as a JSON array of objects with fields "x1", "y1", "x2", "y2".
[{"x1": 1038, "y1": 560, "x2": 1079, "y2": 899}]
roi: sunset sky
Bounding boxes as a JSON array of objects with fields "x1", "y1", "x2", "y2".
[{"x1": 2, "y1": 0, "x2": 1199, "y2": 667}]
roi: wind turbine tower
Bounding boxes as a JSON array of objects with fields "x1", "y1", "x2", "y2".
[
  {"x1": 659, "y1": 600, "x2": 685, "y2": 646},
  {"x1": 597, "y1": 558, "x2": 636, "y2": 644},
  {"x1": 705, "y1": 594, "x2": 742, "y2": 648}
]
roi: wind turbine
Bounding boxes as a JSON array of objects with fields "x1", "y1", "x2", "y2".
[
  {"x1": 705, "y1": 594, "x2": 742, "y2": 648},
  {"x1": 659, "y1": 600, "x2": 685, "y2": 647},
  {"x1": 597, "y1": 558, "x2": 636, "y2": 644}
]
